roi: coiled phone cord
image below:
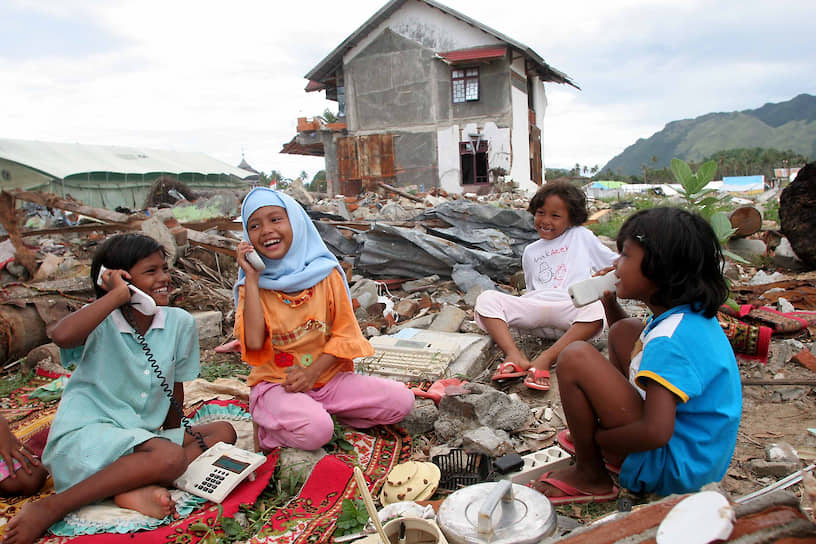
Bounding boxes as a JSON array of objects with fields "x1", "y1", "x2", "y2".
[{"x1": 122, "y1": 306, "x2": 208, "y2": 451}]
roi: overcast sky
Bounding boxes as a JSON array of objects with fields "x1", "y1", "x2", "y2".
[{"x1": 2, "y1": 0, "x2": 814, "y2": 179}]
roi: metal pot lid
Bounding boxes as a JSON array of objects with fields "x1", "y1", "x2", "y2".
[{"x1": 437, "y1": 480, "x2": 556, "y2": 544}]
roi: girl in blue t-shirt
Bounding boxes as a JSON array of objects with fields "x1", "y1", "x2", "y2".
[
  {"x1": 5, "y1": 234, "x2": 236, "y2": 544},
  {"x1": 531, "y1": 207, "x2": 741, "y2": 504}
]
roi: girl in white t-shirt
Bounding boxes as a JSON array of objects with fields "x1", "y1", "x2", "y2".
[{"x1": 474, "y1": 182, "x2": 617, "y2": 391}]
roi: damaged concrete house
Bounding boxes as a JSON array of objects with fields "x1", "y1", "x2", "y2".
[{"x1": 282, "y1": 0, "x2": 578, "y2": 196}]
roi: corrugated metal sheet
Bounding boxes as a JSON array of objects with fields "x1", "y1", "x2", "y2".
[{"x1": 337, "y1": 134, "x2": 395, "y2": 193}]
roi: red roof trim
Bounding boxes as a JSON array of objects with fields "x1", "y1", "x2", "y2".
[
  {"x1": 438, "y1": 45, "x2": 507, "y2": 63},
  {"x1": 305, "y1": 80, "x2": 326, "y2": 92}
]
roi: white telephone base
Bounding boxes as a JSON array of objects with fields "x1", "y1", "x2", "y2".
[{"x1": 173, "y1": 442, "x2": 266, "y2": 503}]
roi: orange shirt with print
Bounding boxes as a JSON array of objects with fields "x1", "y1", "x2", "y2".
[{"x1": 234, "y1": 269, "x2": 374, "y2": 388}]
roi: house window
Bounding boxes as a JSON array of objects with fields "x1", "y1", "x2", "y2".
[
  {"x1": 460, "y1": 141, "x2": 488, "y2": 184},
  {"x1": 452, "y1": 67, "x2": 480, "y2": 103}
]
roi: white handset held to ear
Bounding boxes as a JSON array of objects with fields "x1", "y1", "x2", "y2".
[
  {"x1": 245, "y1": 250, "x2": 265, "y2": 272},
  {"x1": 97, "y1": 265, "x2": 158, "y2": 316}
]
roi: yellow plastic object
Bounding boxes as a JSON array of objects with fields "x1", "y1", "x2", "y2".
[{"x1": 380, "y1": 462, "x2": 441, "y2": 505}]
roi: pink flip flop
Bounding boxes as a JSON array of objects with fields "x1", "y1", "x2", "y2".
[
  {"x1": 491, "y1": 361, "x2": 527, "y2": 381},
  {"x1": 411, "y1": 378, "x2": 468, "y2": 405},
  {"x1": 556, "y1": 429, "x2": 622, "y2": 475},
  {"x1": 531, "y1": 471, "x2": 619, "y2": 505},
  {"x1": 524, "y1": 368, "x2": 551, "y2": 391}
]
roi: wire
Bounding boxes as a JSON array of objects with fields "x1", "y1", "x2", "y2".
[{"x1": 122, "y1": 306, "x2": 208, "y2": 451}]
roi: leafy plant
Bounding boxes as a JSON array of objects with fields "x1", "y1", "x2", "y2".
[
  {"x1": 0, "y1": 368, "x2": 34, "y2": 397},
  {"x1": 326, "y1": 418, "x2": 354, "y2": 453},
  {"x1": 671, "y1": 158, "x2": 724, "y2": 220},
  {"x1": 670, "y1": 158, "x2": 746, "y2": 264},
  {"x1": 188, "y1": 505, "x2": 224, "y2": 544},
  {"x1": 334, "y1": 498, "x2": 370, "y2": 537}
]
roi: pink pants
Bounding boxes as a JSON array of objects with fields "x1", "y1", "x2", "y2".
[
  {"x1": 474, "y1": 289, "x2": 606, "y2": 338},
  {"x1": 250, "y1": 371, "x2": 415, "y2": 451}
]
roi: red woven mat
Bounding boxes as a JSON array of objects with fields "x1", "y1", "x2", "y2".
[{"x1": 249, "y1": 425, "x2": 411, "y2": 544}]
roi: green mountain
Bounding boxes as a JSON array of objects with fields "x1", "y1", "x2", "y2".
[{"x1": 602, "y1": 93, "x2": 816, "y2": 176}]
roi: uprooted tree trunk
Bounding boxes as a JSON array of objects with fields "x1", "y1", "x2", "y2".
[
  {"x1": 0, "y1": 192, "x2": 39, "y2": 277},
  {"x1": 0, "y1": 305, "x2": 49, "y2": 365},
  {"x1": 780, "y1": 162, "x2": 816, "y2": 268}
]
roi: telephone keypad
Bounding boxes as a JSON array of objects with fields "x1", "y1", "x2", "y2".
[{"x1": 195, "y1": 470, "x2": 229, "y2": 494}]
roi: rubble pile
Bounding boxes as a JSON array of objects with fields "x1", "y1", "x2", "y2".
[{"x1": 3, "y1": 181, "x2": 816, "y2": 524}]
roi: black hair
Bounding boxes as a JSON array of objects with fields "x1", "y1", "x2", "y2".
[
  {"x1": 91, "y1": 233, "x2": 166, "y2": 299},
  {"x1": 527, "y1": 181, "x2": 588, "y2": 225},
  {"x1": 616, "y1": 207, "x2": 728, "y2": 317}
]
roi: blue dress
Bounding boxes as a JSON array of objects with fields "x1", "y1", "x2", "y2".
[
  {"x1": 43, "y1": 307, "x2": 200, "y2": 492},
  {"x1": 619, "y1": 305, "x2": 742, "y2": 495}
]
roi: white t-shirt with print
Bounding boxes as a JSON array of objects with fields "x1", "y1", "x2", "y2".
[{"x1": 522, "y1": 226, "x2": 618, "y2": 292}]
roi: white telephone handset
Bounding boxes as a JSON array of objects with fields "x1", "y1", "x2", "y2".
[
  {"x1": 173, "y1": 442, "x2": 266, "y2": 503},
  {"x1": 97, "y1": 265, "x2": 157, "y2": 315},
  {"x1": 245, "y1": 250, "x2": 265, "y2": 271}
]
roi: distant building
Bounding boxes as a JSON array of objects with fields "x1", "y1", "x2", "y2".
[
  {"x1": 282, "y1": 0, "x2": 576, "y2": 196},
  {"x1": 237, "y1": 154, "x2": 261, "y2": 188},
  {"x1": 721, "y1": 175, "x2": 765, "y2": 193},
  {"x1": 0, "y1": 138, "x2": 254, "y2": 210}
]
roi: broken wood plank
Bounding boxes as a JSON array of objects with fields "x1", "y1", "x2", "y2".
[
  {"x1": 12, "y1": 190, "x2": 136, "y2": 224},
  {"x1": 180, "y1": 217, "x2": 242, "y2": 232},
  {"x1": 12, "y1": 222, "x2": 139, "y2": 239},
  {"x1": 378, "y1": 182, "x2": 425, "y2": 203},
  {"x1": 185, "y1": 228, "x2": 239, "y2": 257}
]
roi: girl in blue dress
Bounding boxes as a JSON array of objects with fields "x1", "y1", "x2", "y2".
[
  {"x1": 532, "y1": 207, "x2": 741, "y2": 504},
  {"x1": 4, "y1": 234, "x2": 236, "y2": 544}
]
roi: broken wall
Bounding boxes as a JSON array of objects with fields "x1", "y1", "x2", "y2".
[{"x1": 341, "y1": 4, "x2": 517, "y2": 194}]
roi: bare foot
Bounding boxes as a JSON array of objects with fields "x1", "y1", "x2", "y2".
[
  {"x1": 114, "y1": 485, "x2": 177, "y2": 519},
  {"x1": 3, "y1": 496, "x2": 64, "y2": 544}
]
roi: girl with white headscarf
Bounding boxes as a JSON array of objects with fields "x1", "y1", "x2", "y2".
[{"x1": 234, "y1": 188, "x2": 414, "y2": 451}]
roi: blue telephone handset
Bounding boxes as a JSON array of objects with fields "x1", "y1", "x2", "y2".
[{"x1": 97, "y1": 265, "x2": 158, "y2": 316}]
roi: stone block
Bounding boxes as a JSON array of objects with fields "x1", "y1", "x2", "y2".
[
  {"x1": 727, "y1": 238, "x2": 767, "y2": 261},
  {"x1": 749, "y1": 458, "x2": 801, "y2": 478},
  {"x1": 430, "y1": 305, "x2": 466, "y2": 332},
  {"x1": 141, "y1": 215, "x2": 178, "y2": 264},
  {"x1": 461, "y1": 426, "x2": 514, "y2": 457},
  {"x1": 192, "y1": 310, "x2": 222, "y2": 339},
  {"x1": 395, "y1": 298, "x2": 419, "y2": 320},
  {"x1": 401, "y1": 399, "x2": 438, "y2": 435}
]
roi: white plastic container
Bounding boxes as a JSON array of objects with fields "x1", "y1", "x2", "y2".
[{"x1": 568, "y1": 271, "x2": 617, "y2": 307}]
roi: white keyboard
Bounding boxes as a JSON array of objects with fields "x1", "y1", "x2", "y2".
[{"x1": 357, "y1": 345, "x2": 457, "y2": 381}]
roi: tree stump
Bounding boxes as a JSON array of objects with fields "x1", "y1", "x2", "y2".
[
  {"x1": 780, "y1": 162, "x2": 816, "y2": 268},
  {"x1": 729, "y1": 206, "x2": 762, "y2": 238}
]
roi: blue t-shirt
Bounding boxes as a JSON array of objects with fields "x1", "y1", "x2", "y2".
[{"x1": 619, "y1": 305, "x2": 742, "y2": 496}]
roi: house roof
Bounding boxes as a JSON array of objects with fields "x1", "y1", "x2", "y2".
[
  {"x1": 437, "y1": 45, "x2": 507, "y2": 63},
  {"x1": 0, "y1": 138, "x2": 254, "y2": 180},
  {"x1": 280, "y1": 137, "x2": 325, "y2": 157},
  {"x1": 305, "y1": 0, "x2": 578, "y2": 91}
]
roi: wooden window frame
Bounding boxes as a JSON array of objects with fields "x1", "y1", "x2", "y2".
[
  {"x1": 459, "y1": 141, "x2": 489, "y2": 184},
  {"x1": 451, "y1": 66, "x2": 480, "y2": 103}
]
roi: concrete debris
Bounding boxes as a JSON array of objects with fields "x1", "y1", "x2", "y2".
[{"x1": 4, "y1": 182, "x2": 816, "y2": 531}]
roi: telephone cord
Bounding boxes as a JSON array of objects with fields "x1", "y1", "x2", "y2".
[{"x1": 122, "y1": 306, "x2": 208, "y2": 451}]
